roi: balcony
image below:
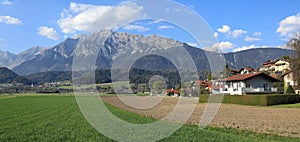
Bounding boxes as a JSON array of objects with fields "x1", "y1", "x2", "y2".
[{"x1": 242, "y1": 87, "x2": 277, "y2": 93}]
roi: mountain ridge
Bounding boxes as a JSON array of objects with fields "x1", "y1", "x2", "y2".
[
  {"x1": 0, "y1": 67, "x2": 31, "y2": 84},
  {"x1": 0, "y1": 31, "x2": 294, "y2": 75}
]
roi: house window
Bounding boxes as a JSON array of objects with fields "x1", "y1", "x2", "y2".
[{"x1": 246, "y1": 83, "x2": 250, "y2": 88}]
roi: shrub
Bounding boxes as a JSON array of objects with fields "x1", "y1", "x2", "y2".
[
  {"x1": 199, "y1": 94, "x2": 300, "y2": 106},
  {"x1": 285, "y1": 85, "x2": 295, "y2": 94},
  {"x1": 36, "y1": 88, "x2": 60, "y2": 93},
  {"x1": 266, "y1": 94, "x2": 299, "y2": 105}
]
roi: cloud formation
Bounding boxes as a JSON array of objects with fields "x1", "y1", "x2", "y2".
[
  {"x1": 231, "y1": 29, "x2": 247, "y2": 38},
  {"x1": 58, "y1": 2, "x2": 143, "y2": 34},
  {"x1": 216, "y1": 25, "x2": 248, "y2": 39},
  {"x1": 253, "y1": 32, "x2": 261, "y2": 36},
  {"x1": 122, "y1": 25, "x2": 149, "y2": 32},
  {"x1": 277, "y1": 13, "x2": 300, "y2": 36},
  {"x1": 187, "y1": 42, "x2": 199, "y2": 47},
  {"x1": 149, "y1": 19, "x2": 164, "y2": 24},
  {"x1": 212, "y1": 41, "x2": 235, "y2": 51},
  {"x1": 244, "y1": 36, "x2": 261, "y2": 41},
  {"x1": 0, "y1": 15, "x2": 22, "y2": 25},
  {"x1": 213, "y1": 32, "x2": 218, "y2": 38},
  {"x1": 1, "y1": 0, "x2": 13, "y2": 5},
  {"x1": 231, "y1": 45, "x2": 268, "y2": 52},
  {"x1": 158, "y1": 25, "x2": 174, "y2": 30},
  {"x1": 0, "y1": 39, "x2": 6, "y2": 48},
  {"x1": 38, "y1": 26, "x2": 60, "y2": 40},
  {"x1": 217, "y1": 25, "x2": 230, "y2": 33}
]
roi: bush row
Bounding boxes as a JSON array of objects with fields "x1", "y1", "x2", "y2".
[{"x1": 199, "y1": 94, "x2": 300, "y2": 106}]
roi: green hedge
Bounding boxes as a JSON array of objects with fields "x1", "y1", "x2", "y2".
[{"x1": 199, "y1": 94, "x2": 300, "y2": 106}]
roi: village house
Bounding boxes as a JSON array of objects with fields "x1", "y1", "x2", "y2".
[
  {"x1": 214, "y1": 72, "x2": 279, "y2": 95},
  {"x1": 259, "y1": 59, "x2": 290, "y2": 74},
  {"x1": 282, "y1": 71, "x2": 298, "y2": 87},
  {"x1": 225, "y1": 66, "x2": 258, "y2": 76},
  {"x1": 196, "y1": 80, "x2": 211, "y2": 91},
  {"x1": 282, "y1": 71, "x2": 300, "y2": 94},
  {"x1": 165, "y1": 88, "x2": 180, "y2": 96}
]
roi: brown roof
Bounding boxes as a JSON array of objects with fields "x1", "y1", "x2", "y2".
[
  {"x1": 269, "y1": 74, "x2": 278, "y2": 79},
  {"x1": 165, "y1": 89, "x2": 179, "y2": 94},
  {"x1": 211, "y1": 84, "x2": 223, "y2": 90},
  {"x1": 196, "y1": 80, "x2": 211, "y2": 86},
  {"x1": 263, "y1": 59, "x2": 279, "y2": 65},
  {"x1": 281, "y1": 71, "x2": 292, "y2": 77},
  {"x1": 238, "y1": 67, "x2": 258, "y2": 73},
  {"x1": 229, "y1": 68, "x2": 239, "y2": 73},
  {"x1": 225, "y1": 72, "x2": 279, "y2": 82}
]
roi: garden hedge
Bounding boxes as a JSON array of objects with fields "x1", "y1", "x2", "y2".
[{"x1": 199, "y1": 94, "x2": 300, "y2": 106}]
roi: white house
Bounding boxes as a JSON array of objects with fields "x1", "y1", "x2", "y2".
[
  {"x1": 259, "y1": 59, "x2": 290, "y2": 74},
  {"x1": 283, "y1": 71, "x2": 297, "y2": 87},
  {"x1": 214, "y1": 72, "x2": 279, "y2": 95},
  {"x1": 282, "y1": 71, "x2": 299, "y2": 94}
]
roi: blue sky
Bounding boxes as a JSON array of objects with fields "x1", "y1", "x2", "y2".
[{"x1": 0, "y1": 0, "x2": 300, "y2": 54}]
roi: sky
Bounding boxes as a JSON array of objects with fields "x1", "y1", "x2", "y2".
[{"x1": 0, "y1": 0, "x2": 300, "y2": 54}]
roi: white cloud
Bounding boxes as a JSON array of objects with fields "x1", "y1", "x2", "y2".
[
  {"x1": 38, "y1": 26, "x2": 60, "y2": 40},
  {"x1": 158, "y1": 25, "x2": 174, "y2": 30},
  {"x1": 123, "y1": 24, "x2": 149, "y2": 32},
  {"x1": 187, "y1": 42, "x2": 199, "y2": 47},
  {"x1": 214, "y1": 32, "x2": 219, "y2": 38},
  {"x1": 244, "y1": 36, "x2": 261, "y2": 41},
  {"x1": 2, "y1": 0, "x2": 13, "y2": 5},
  {"x1": 166, "y1": 8, "x2": 170, "y2": 13},
  {"x1": 217, "y1": 25, "x2": 230, "y2": 33},
  {"x1": 58, "y1": 2, "x2": 143, "y2": 34},
  {"x1": 0, "y1": 15, "x2": 22, "y2": 25},
  {"x1": 231, "y1": 29, "x2": 247, "y2": 38},
  {"x1": 0, "y1": 39, "x2": 6, "y2": 48},
  {"x1": 233, "y1": 45, "x2": 259, "y2": 52},
  {"x1": 277, "y1": 13, "x2": 300, "y2": 36},
  {"x1": 216, "y1": 25, "x2": 251, "y2": 39},
  {"x1": 253, "y1": 32, "x2": 261, "y2": 36},
  {"x1": 212, "y1": 41, "x2": 235, "y2": 51},
  {"x1": 150, "y1": 19, "x2": 164, "y2": 24},
  {"x1": 233, "y1": 45, "x2": 282, "y2": 52},
  {"x1": 69, "y1": 2, "x2": 95, "y2": 13}
]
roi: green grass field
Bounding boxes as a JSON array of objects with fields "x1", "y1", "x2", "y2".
[
  {"x1": 0, "y1": 95, "x2": 299, "y2": 141},
  {"x1": 271, "y1": 103, "x2": 300, "y2": 108}
]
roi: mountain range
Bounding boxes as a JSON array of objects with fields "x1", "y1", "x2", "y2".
[
  {"x1": 0, "y1": 31, "x2": 295, "y2": 76},
  {"x1": 0, "y1": 67, "x2": 31, "y2": 84}
]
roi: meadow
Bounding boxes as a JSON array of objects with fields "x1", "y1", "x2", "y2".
[
  {"x1": 0, "y1": 94, "x2": 299, "y2": 141},
  {"x1": 271, "y1": 103, "x2": 300, "y2": 108}
]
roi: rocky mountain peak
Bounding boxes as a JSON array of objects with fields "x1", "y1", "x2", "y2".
[{"x1": 0, "y1": 31, "x2": 292, "y2": 75}]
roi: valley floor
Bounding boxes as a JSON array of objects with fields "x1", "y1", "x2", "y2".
[
  {"x1": 1, "y1": 94, "x2": 299, "y2": 141},
  {"x1": 102, "y1": 96, "x2": 300, "y2": 138}
]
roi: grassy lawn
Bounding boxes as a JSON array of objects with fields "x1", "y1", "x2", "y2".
[
  {"x1": 271, "y1": 103, "x2": 300, "y2": 108},
  {"x1": 0, "y1": 95, "x2": 299, "y2": 141},
  {"x1": 58, "y1": 85, "x2": 73, "y2": 89}
]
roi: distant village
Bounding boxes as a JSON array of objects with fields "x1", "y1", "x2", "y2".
[
  {"x1": 1, "y1": 56, "x2": 299, "y2": 96},
  {"x1": 193, "y1": 57, "x2": 299, "y2": 95}
]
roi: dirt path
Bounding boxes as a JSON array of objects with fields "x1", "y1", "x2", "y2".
[{"x1": 101, "y1": 96, "x2": 300, "y2": 138}]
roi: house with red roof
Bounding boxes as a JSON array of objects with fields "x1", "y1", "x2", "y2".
[
  {"x1": 215, "y1": 72, "x2": 279, "y2": 95},
  {"x1": 196, "y1": 80, "x2": 211, "y2": 89},
  {"x1": 282, "y1": 71, "x2": 299, "y2": 94},
  {"x1": 165, "y1": 88, "x2": 180, "y2": 96},
  {"x1": 259, "y1": 59, "x2": 290, "y2": 74}
]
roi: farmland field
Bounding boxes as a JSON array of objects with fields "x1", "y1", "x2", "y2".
[
  {"x1": 102, "y1": 96, "x2": 300, "y2": 138},
  {"x1": 0, "y1": 95, "x2": 299, "y2": 141}
]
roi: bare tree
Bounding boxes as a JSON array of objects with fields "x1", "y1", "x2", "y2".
[{"x1": 287, "y1": 33, "x2": 300, "y2": 89}]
